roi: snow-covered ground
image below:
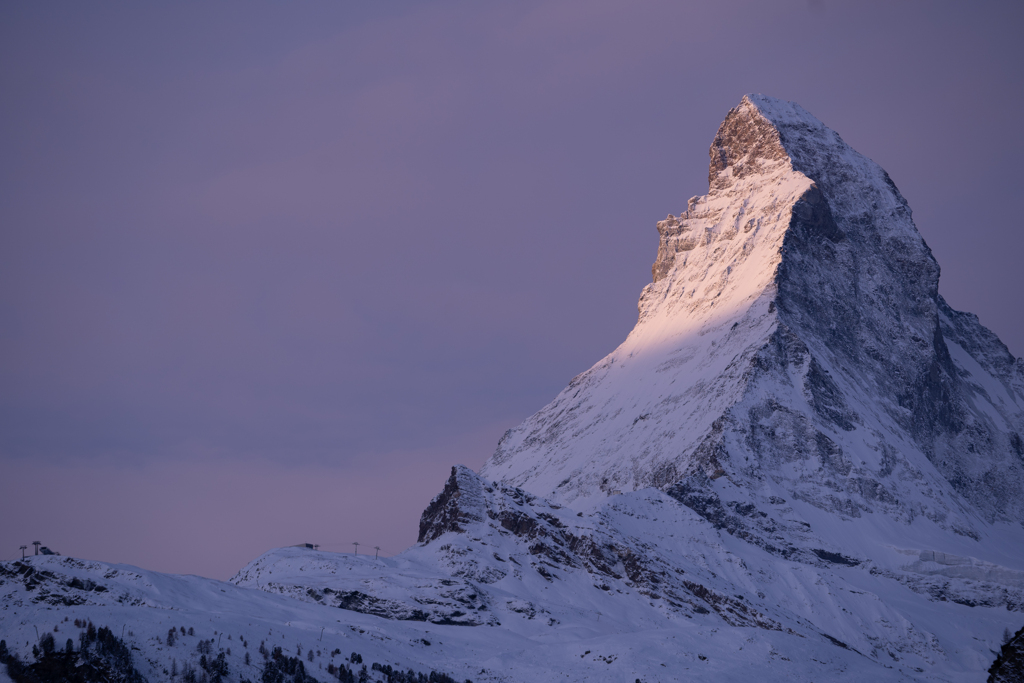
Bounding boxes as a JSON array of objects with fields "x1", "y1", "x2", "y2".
[{"x1": 2, "y1": 468, "x2": 1020, "y2": 681}]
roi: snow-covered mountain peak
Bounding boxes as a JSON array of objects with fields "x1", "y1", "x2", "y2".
[{"x1": 483, "y1": 95, "x2": 1024, "y2": 531}]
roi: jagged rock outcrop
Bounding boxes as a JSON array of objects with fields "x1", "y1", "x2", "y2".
[
  {"x1": 418, "y1": 465, "x2": 488, "y2": 543},
  {"x1": 989, "y1": 625, "x2": 1024, "y2": 683}
]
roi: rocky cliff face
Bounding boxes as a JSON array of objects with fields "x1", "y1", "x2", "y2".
[{"x1": 483, "y1": 95, "x2": 1024, "y2": 534}]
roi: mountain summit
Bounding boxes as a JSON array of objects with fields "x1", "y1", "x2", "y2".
[
  {"x1": 3, "y1": 95, "x2": 1022, "y2": 683},
  {"x1": 484, "y1": 94, "x2": 1024, "y2": 532}
]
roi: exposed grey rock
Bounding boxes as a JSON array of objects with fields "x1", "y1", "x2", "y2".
[{"x1": 989, "y1": 625, "x2": 1024, "y2": 683}]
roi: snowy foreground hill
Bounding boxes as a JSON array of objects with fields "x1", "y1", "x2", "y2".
[{"x1": 3, "y1": 95, "x2": 1024, "y2": 683}]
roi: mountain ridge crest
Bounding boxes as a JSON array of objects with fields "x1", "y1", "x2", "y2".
[{"x1": 482, "y1": 94, "x2": 1024, "y2": 531}]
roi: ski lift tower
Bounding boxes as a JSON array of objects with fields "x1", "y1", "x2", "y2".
[
  {"x1": 32, "y1": 541, "x2": 41, "y2": 556},
  {"x1": 19, "y1": 545, "x2": 27, "y2": 560}
]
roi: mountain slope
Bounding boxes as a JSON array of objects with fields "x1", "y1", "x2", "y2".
[{"x1": 482, "y1": 94, "x2": 1024, "y2": 532}]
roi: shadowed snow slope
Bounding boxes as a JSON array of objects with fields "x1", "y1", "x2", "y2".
[
  {"x1": 484, "y1": 94, "x2": 1024, "y2": 529},
  {"x1": 3, "y1": 95, "x2": 1023, "y2": 683}
]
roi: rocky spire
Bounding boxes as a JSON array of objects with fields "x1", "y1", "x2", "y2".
[{"x1": 483, "y1": 94, "x2": 1024, "y2": 530}]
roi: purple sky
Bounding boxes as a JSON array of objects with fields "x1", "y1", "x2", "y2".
[{"x1": 2, "y1": 1, "x2": 1022, "y2": 579}]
